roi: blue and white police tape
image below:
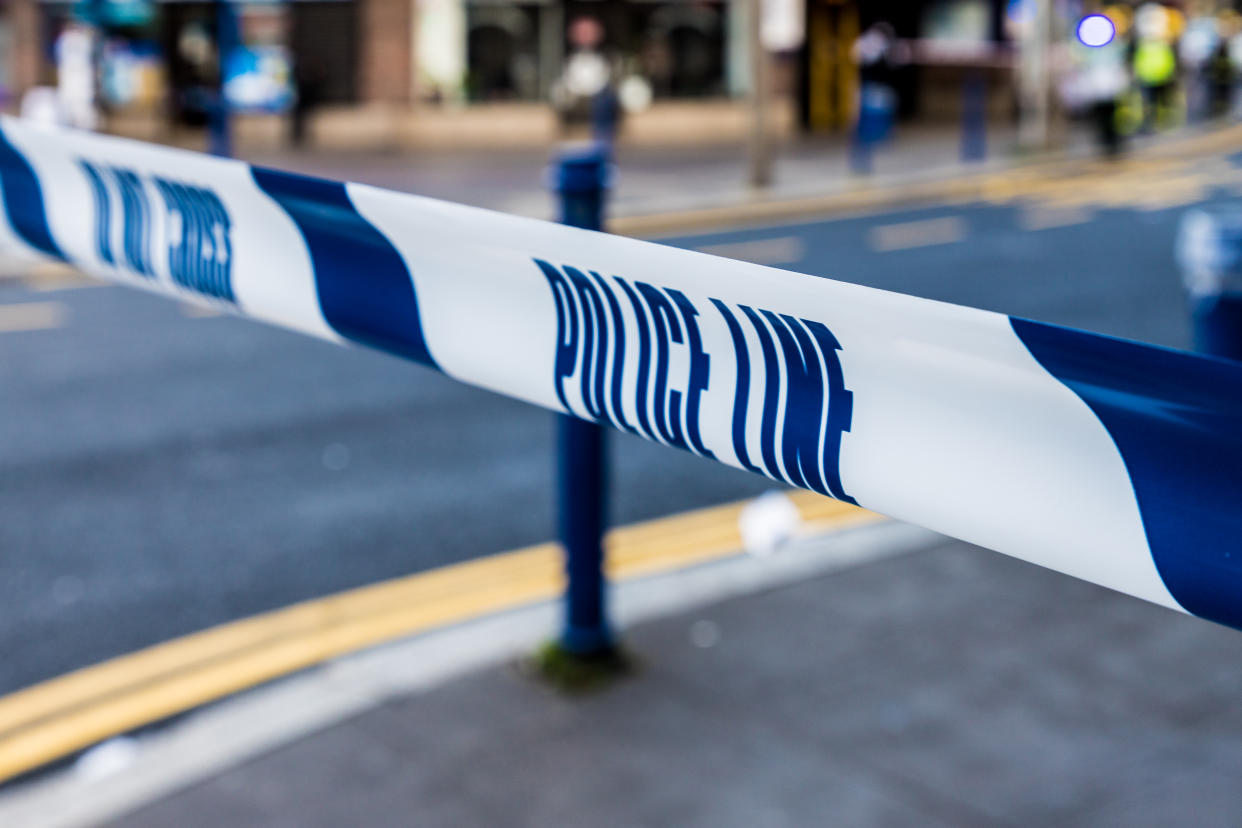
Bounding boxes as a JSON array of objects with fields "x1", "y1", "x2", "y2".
[{"x1": 1, "y1": 117, "x2": 1240, "y2": 631}]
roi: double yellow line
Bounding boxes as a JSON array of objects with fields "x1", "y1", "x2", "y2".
[
  {"x1": 0, "y1": 492, "x2": 876, "y2": 783},
  {"x1": 612, "y1": 122, "x2": 1242, "y2": 238}
]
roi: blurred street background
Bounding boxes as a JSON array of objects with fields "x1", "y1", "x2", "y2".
[{"x1": 6, "y1": 0, "x2": 1242, "y2": 824}]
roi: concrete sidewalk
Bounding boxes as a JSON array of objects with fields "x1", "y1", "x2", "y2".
[
  {"x1": 9, "y1": 519, "x2": 1242, "y2": 827},
  {"x1": 241, "y1": 123, "x2": 1093, "y2": 225}
]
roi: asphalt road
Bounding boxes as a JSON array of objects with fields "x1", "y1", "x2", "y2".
[{"x1": 0, "y1": 148, "x2": 1230, "y2": 697}]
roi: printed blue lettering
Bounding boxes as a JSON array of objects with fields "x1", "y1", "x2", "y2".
[
  {"x1": 761, "y1": 310, "x2": 827, "y2": 494},
  {"x1": 155, "y1": 178, "x2": 234, "y2": 302},
  {"x1": 710, "y1": 298, "x2": 761, "y2": 473},
  {"x1": 564, "y1": 266, "x2": 606, "y2": 420},
  {"x1": 593, "y1": 272, "x2": 633, "y2": 433},
  {"x1": 668, "y1": 288, "x2": 713, "y2": 459},
  {"x1": 534, "y1": 258, "x2": 577, "y2": 412},
  {"x1": 805, "y1": 320, "x2": 856, "y2": 504},
  {"x1": 739, "y1": 304, "x2": 784, "y2": 481},
  {"x1": 539, "y1": 259, "x2": 855, "y2": 506},
  {"x1": 80, "y1": 161, "x2": 114, "y2": 265},
  {"x1": 636, "y1": 283, "x2": 687, "y2": 449},
  {"x1": 78, "y1": 159, "x2": 234, "y2": 303},
  {"x1": 113, "y1": 168, "x2": 151, "y2": 275},
  {"x1": 615, "y1": 277, "x2": 658, "y2": 441}
]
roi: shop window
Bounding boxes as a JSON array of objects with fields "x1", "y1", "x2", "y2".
[
  {"x1": 290, "y1": 0, "x2": 359, "y2": 105},
  {"x1": 466, "y1": 4, "x2": 541, "y2": 101}
]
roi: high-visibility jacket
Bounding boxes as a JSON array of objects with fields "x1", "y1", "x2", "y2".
[{"x1": 1135, "y1": 39, "x2": 1177, "y2": 85}]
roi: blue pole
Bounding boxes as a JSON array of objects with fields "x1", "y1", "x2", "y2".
[
  {"x1": 590, "y1": 86, "x2": 620, "y2": 153},
  {"x1": 1192, "y1": 296, "x2": 1242, "y2": 360},
  {"x1": 849, "y1": 105, "x2": 873, "y2": 175},
  {"x1": 91, "y1": 0, "x2": 106, "y2": 123},
  {"x1": 961, "y1": 70, "x2": 987, "y2": 162},
  {"x1": 209, "y1": 0, "x2": 238, "y2": 158},
  {"x1": 550, "y1": 144, "x2": 614, "y2": 656},
  {"x1": 1178, "y1": 209, "x2": 1242, "y2": 362}
]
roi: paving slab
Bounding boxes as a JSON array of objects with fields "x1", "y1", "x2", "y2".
[{"x1": 104, "y1": 540, "x2": 1242, "y2": 828}]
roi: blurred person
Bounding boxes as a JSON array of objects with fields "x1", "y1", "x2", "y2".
[
  {"x1": 291, "y1": 55, "x2": 327, "y2": 147},
  {"x1": 849, "y1": 22, "x2": 906, "y2": 172},
  {"x1": 19, "y1": 86, "x2": 66, "y2": 127},
  {"x1": 1206, "y1": 30, "x2": 1235, "y2": 118},
  {"x1": 55, "y1": 21, "x2": 99, "y2": 130},
  {"x1": 589, "y1": 81, "x2": 621, "y2": 146},
  {"x1": 1067, "y1": 12, "x2": 1130, "y2": 157},
  {"x1": 1132, "y1": 3, "x2": 1179, "y2": 132},
  {"x1": 1218, "y1": 9, "x2": 1242, "y2": 117},
  {"x1": 1179, "y1": 7, "x2": 1220, "y2": 122},
  {"x1": 174, "y1": 20, "x2": 216, "y2": 127},
  {"x1": 551, "y1": 17, "x2": 622, "y2": 146}
]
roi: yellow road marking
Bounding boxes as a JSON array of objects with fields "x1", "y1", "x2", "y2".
[
  {"x1": 0, "y1": 302, "x2": 65, "y2": 333},
  {"x1": 20, "y1": 262, "x2": 103, "y2": 293},
  {"x1": 610, "y1": 124, "x2": 1242, "y2": 239},
  {"x1": 869, "y1": 216, "x2": 966, "y2": 252},
  {"x1": 25, "y1": 279, "x2": 106, "y2": 293},
  {"x1": 0, "y1": 492, "x2": 878, "y2": 782},
  {"x1": 695, "y1": 236, "x2": 806, "y2": 266}
]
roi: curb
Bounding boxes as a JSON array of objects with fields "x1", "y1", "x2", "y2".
[
  {"x1": 0, "y1": 517, "x2": 942, "y2": 828},
  {"x1": 0, "y1": 493, "x2": 873, "y2": 785},
  {"x1": 611, "y1": 122, "x2": 1242, "y2": 238}
]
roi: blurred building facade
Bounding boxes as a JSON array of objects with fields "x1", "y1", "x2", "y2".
[
  {"x1": 0, "y1": 0, "x2": 411, "y2": 137},
  {"x1": 799, "y1": 0, "x2": 1010, "y2": 132},
  {"x1": 0, "y1": 0, "x2": 1229, "y2": 149}
]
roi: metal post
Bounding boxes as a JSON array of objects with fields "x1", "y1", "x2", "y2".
[
  {"x1": 1192, "y1": 297, "x2": 1242, "y2": 360},
  {"x1": 961, "y1": 70, "x2": 987, "y2": 162},
  {"x1": 590, "y1": 86, "x2": 620, "y2": 152},
  {"x1": 1018, "y1": 0, "x2": 1052, "y2": 151},
  {"x1": 746, "y1": 0, "x2": 772, "y2": 189},
  {"x1": 91, "y1": 0, "x2": 106, "y2": 129},
  {"x1": 550, "y1": 144, "x2": 614, "y2": 656},
  {"x1": 1177, "y1": 208, "x2": 1242, "y2": 362},
  {"x1": 849, "y1": 112, "x2": 873, "y2": 175},
  {"x1": 209, "y1": 0, "x2": 238, "y2": 158}
]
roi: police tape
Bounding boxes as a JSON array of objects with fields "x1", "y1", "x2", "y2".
[{"x1": 1, "y1": 116, "x2": 1240, "y2": 632}]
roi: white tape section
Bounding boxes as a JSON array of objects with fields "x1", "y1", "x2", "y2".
[{"x1": 4, "y1": 117, "x2": 1242, "y2": 629}]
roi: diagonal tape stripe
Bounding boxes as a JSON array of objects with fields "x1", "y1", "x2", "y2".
[
  {"x1": 250, "y1": 167, "x2": 439, "y2": 370},
  {"x1": 0, "y1": 126, "x2": 64, "y2": 260},
  {"x1": 1011, "y1": 317, "x2": 1242, "y2": 630}
]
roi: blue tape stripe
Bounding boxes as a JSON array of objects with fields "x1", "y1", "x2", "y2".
[
  {"x1": 0, "y1": 127, "x2": 64, "y2": 259},
  {"x1": 1011, "y1": 317, "x2": 1242, "y2": 629},
  {"x1": 80, "y1": 161, "x2": 114, "y2": 265},
  {"x1": 251, "y1": 167, "x2": 438, "y2": 370}
]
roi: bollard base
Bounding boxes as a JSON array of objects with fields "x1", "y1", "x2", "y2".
[
  {"x1": 524, "y1": 640, "x2": 634, "y2": 695},
  {"x1": 1192, "y1": 294, "x2": 1242, "y2": 361}
]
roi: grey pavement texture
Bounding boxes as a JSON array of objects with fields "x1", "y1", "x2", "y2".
[
  {"x1": 241, "y1": 124, "x2": 1058, "y2": 221},
  {"x1": 106, "y1": 539, "x2": 1242, "y2": 828}
]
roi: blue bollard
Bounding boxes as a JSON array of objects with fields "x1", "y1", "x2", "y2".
[
  {"x1": 590, "y1": 86, "x2": 620, "y2": 152},
  {"x1": 851, "y1": 83, "x2": 894, "y2": 175},
  {"x1": 848, "y1": 131, "x2": 873, "y2": 175},
  {"x1": 1177, "y1": 208, "x2": 1242, "y2": 361},
  {"x1": 208, "y1": 0, "x2": 238, "y2": 158},
  {"x1": 960, "y1": 71, "x2": 987, "y2": 163},
  {"x1": 550, "y1": 144, "x2": 615, "y2": 655},
  {"x1": 1191, "y1": 295, "x2": 1242, "y2": 359}
]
